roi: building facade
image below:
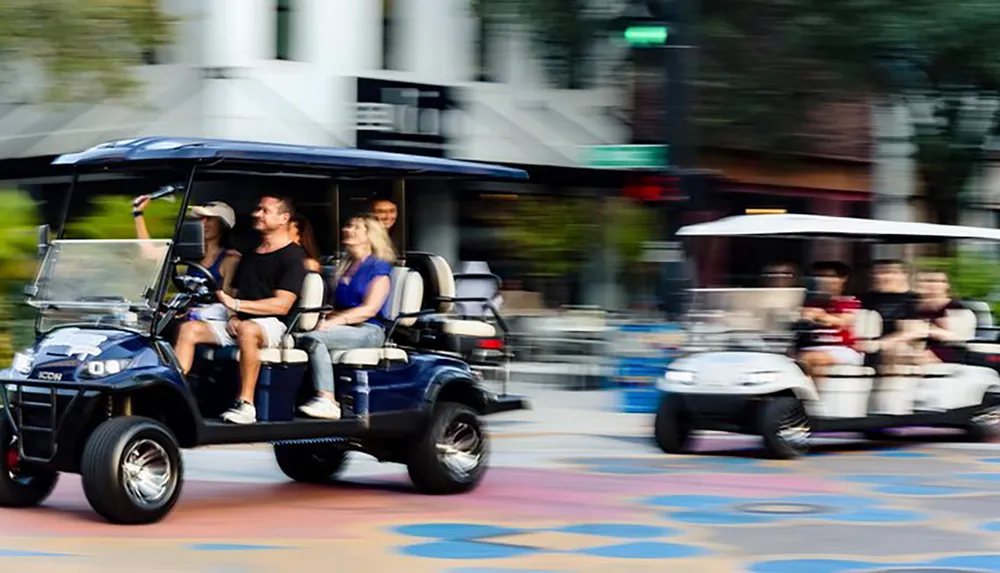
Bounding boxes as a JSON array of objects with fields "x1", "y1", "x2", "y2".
[{"x1": 0, "y1": 0, "x2": 887, "y2": 308}]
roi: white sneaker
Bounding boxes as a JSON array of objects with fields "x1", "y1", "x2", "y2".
[
  {"x1": 221, "y1": 400, "x2": 257, "y2": 424},
  {"x1": 299, "y1": 396, "x2": 341, "y2": 420}
]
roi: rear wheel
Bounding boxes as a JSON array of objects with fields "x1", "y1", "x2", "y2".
[
  {"x1": 654, "y1": 394, "x2": 691, "y2": 454},
  {"x1": 407, "y1": 402, "x2": 489, "y2": 495},
  {"x1": 274, "y1": 443, "x2": 349, "y2": 484},
  {"x1": 81, "y1": 416, "x2": 183, "y2": 525},
  {"x1": 759, "y1": 397, "x2": 811, "y2": 459},
  {"x1": 965, "y1": 400, "x2": 1000, "y2": 442},
  {"x1": 0, "y1": 418, "x2": 58, "y2": 508}
]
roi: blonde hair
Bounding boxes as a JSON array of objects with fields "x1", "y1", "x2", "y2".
[{"x1": 334, "y1": 213, "x2": 397, "y2": 280}]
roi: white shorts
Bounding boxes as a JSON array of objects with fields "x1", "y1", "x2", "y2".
[
  {"x1": 205, "y1": 318, "x2": 287, "y2": 349},
  {"x1": 802, "y1": 345, "x2": 863, "y2": 366}
]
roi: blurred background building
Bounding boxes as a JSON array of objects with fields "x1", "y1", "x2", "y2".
[{"x1": 0, "y1": 0, "x2": 998, "y2": 313}]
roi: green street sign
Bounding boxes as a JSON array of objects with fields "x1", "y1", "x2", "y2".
[
  {"x1": 624, "y1": 25, "x2": 668, "y2": 46},
  {"x1": 582, "y1": 144, "x2": 669, "y2": 169}
]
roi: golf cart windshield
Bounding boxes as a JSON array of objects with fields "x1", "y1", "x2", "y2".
[
  {"x1": 28, "y1": 239, "x2": 171, "y2": 333},
  {"x1": 684, "y1": 288, "x2": 806, "y2": 352}
]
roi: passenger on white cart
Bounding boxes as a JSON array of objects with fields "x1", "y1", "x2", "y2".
[
  {"x1": 797, "y1": 261, "x2": 862, "y2": 377},
  {"x1": 916, "y1": 269, "x2": 967, "y2": 364},
  {"x1": 859, "y1": 259, "x2": 927, "y2": 366}
]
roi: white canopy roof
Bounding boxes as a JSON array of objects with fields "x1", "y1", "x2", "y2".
[{"x1": 676, "y1": 214, "x2": 1000, "y2": 242}]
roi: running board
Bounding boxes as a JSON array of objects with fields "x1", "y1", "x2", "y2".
[{"x1": 199, "y1": 417, "x2": 368, "y2": 446}]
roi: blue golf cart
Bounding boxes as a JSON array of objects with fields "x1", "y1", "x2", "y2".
[{"x1": 0, "y1": 137, "x2": 530, "y2": 524}]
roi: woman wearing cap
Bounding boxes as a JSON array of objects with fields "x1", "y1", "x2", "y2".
[{"x1": 132, "y1": 196, "x2": 242, "y2": 293}]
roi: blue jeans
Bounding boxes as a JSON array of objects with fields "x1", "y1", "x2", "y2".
[{"x1": 296, "y1": 323, "x2": 385, "y2": 394}]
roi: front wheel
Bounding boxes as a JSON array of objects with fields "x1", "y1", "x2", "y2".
[
  {"x1": 654, "y1": 394, "x2": 691, "y2": 454},
  {"x1": 0, "y1": 419, "x2": 59, "y2": 508},
  {"x1": 759, "y1": 397, "x2": 811, "y2": 459},
  {"x1": 274, "y1": 443, "x2": 349, "y2": 483},
  {"x1": 407, "y1": 402, "x2": 489, "y2": 495},
  {"x1": 81, "y1": 416, "x2": 184, "y2": 525}
]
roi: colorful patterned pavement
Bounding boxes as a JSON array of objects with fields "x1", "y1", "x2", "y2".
[{"x1": 6, "y1": 385, "x2": 1000, "y2": 572}]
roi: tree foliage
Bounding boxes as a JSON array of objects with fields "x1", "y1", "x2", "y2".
[
  {"x1": 66, "y1": 194, "x2": 178, "y2": 240},
  {"x1": 0, "y1": 189, "x2": 42, "y2": 363},
  {"x1": 480, "y1": 0, "x2": 1000, "y2": 223},
  {"x1": 495, "y1": 194, "x2": 656, "y2": 278},
  {"x1": 0, "y1": 0, "x2": 175, "y2": 103}
]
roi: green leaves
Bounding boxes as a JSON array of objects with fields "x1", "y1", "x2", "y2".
[
  {"x1": 919, "y1": 252, "x2": 1000, "y2": 314},
  {"x1": 495, "y1": 195, "x2": 656, "y2": 277},
  {"x1": 0, "y1": 0, "x2": 175, "y2": 103},
  {"x1": 65, "y1": 195, "x2": 178, "y2": 240}
]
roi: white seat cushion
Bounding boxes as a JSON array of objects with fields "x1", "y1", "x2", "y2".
[
  {"x1": 201, "y1": 347, "x2": 305, "y2": 365},
  {"x1": 441, "y1": 319, "x2": 497, "y2": 338},
  {"x1": 968, "y1": 343, "x2": 1000, "y2": 354},
  {"x1": 280, "y1": 349, "x2": 309, "y2": 364},
  {"x1": 331, "y1": 347, "x2": 408, "y2": 366}
]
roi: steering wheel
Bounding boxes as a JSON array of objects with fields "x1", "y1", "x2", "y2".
[{"x1": 172, "y1": 261, "x2": 220, "y2": 305}]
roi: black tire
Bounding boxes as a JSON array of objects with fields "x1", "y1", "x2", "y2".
[
  {"x1": 80, "y1": 416, "x2": 183, "y2": 525},
  {"x1": 654, "y1": 394, "x2": 691, "y2": 454},
  {"x1": 274, "y1": 443, "x2": 349, "y2": 484},
  {"x1": 758, "y1": 396, "x2": 811, "y2": 459},
  {"x1": 964, "y1": 401, "x2": 1000, "y2": 442},
  {"x1": 0, "y1": 418, "x2": 59, "y2": 508},
  {"x1": 406, "y1": 402, "x2": 489, "y2": 495}
]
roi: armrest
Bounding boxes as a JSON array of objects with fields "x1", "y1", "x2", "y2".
[
  {"x1": 256, "y1": 305, "x2": 336, "y2": 332},
  {"x1": 438, "y1": 296, "x2": 510, "y2": 342},
  {"x1": 385, "y1": 309, "x2": 437, "y2": 341}
]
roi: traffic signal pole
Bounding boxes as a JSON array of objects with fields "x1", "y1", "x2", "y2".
[{"x1": 662, "y1": 0, "x2": 695, "y2": 173}]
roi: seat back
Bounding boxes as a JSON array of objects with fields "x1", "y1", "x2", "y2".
[
  {"x1": 945, "y1": 308, "x2": 978, "y2": 343},
  {"x1": 296, "y1": 272, "x2": 325, "y2": 331},
  {"x1": 404, "y1": 252, "x2": 455, "y2": 313},
  {"x1": 852, "y1": 309, "x2": 882, "y2": 354},
  {"x1": 388, "y1": 266, "x2": 424, "y2": 327},
  {"x1": 964, "y1": 300, "x2": 996, "y2": 340}
]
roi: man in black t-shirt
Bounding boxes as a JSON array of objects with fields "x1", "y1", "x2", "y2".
[
  {"x1": 174, "y1": 195, "x2": 308, "y2": 424},
  {"x1": 860, "y1": 259, "x2": 923, "y2": 362}
]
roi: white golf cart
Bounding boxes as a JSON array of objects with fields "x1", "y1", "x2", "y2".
[{"x1": 655, "y1": 213, "x2": 1000, "y2": 459}]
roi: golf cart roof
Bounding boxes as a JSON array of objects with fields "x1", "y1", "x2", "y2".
[
  {"x1": 676, "y1": 213, "x2": 1000, "y2": 243},
  {"x1": 51, "y1": 137, "x2": 529, "y2": 180}
]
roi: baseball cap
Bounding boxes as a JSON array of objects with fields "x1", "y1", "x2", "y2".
[{"x1": 190, "y1": 201, "x2": 236, "y2": 229}]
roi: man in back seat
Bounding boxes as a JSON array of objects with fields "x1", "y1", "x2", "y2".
[
  {"x1": 296, "y1": 213, "x2": 396, "y2": 420},
  {"x1": 860, "y1": 259, "x2": 923, "y2": 364},
  {"x1": 174, "y1": 195, "x2": 308, "y2": 424}
]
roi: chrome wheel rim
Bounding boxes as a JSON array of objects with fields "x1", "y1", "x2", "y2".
[
  {"x1": 121, "y1": 439, "x2": 173, "y2": 507},
  {"x1": 436, "y1": 420, "x2": 484, "y2": 480},
  {"x1": 972, "y1": 406, "x2": 1000, "y2": 429},
  {"x1": 777, "y1": 405, "x2": 811, "y2": 452}
]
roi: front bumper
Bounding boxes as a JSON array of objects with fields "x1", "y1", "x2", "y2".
[
  {"x1": 1, "y1": 377, "x2": 106, "y2": 465},
  {"x1": 669, "y1": 392, "x2": 761, "y2": 433},
  {"x1": 483, "y1": 394, "x2": 531, "y2": 415}
]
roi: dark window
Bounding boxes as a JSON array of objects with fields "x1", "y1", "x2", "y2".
[
  {"x1": 276, "y1": 0, "x2": 292, "y2": 60},
  {"x1": 474, "y1": 15, "x2": 494, "y2": 82},
  {"x1": 381, "y1": 0, "x2": 397, "y2": 70}
]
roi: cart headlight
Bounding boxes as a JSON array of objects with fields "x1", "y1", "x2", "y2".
[
  {"x1": 11, "y1": 350, "x2": 34, "y2": 375},
  {"x1": 665, "y1": 370, "x2": 696, "y2": 385},
  {"x1": 741, "y1": 371, "x2": 778, "y2": 386},
  {"x1": 82, "y1": 358, "x2": 132, "y2": 378}
]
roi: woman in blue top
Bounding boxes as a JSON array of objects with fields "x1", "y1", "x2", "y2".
[{"x1": 297, "y1": 213, "x2": 396, "y2": 419}]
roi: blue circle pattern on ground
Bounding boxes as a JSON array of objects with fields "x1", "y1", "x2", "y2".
[
  {"x1": 566, "y1": 456, "x2": 790, "y2": 475},
  {"x1": 748, "y1": 555, "x2": 1000, "y2": 573},
  {"x1": 643, "y1": 494, "x2": 926, "y2": 525},
  {"x1": 392, "y1": 522, "x2": 709, "y2": 560},
  {"x1": 842, "y1": 474, "x2": 973, "y2": 496}
]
